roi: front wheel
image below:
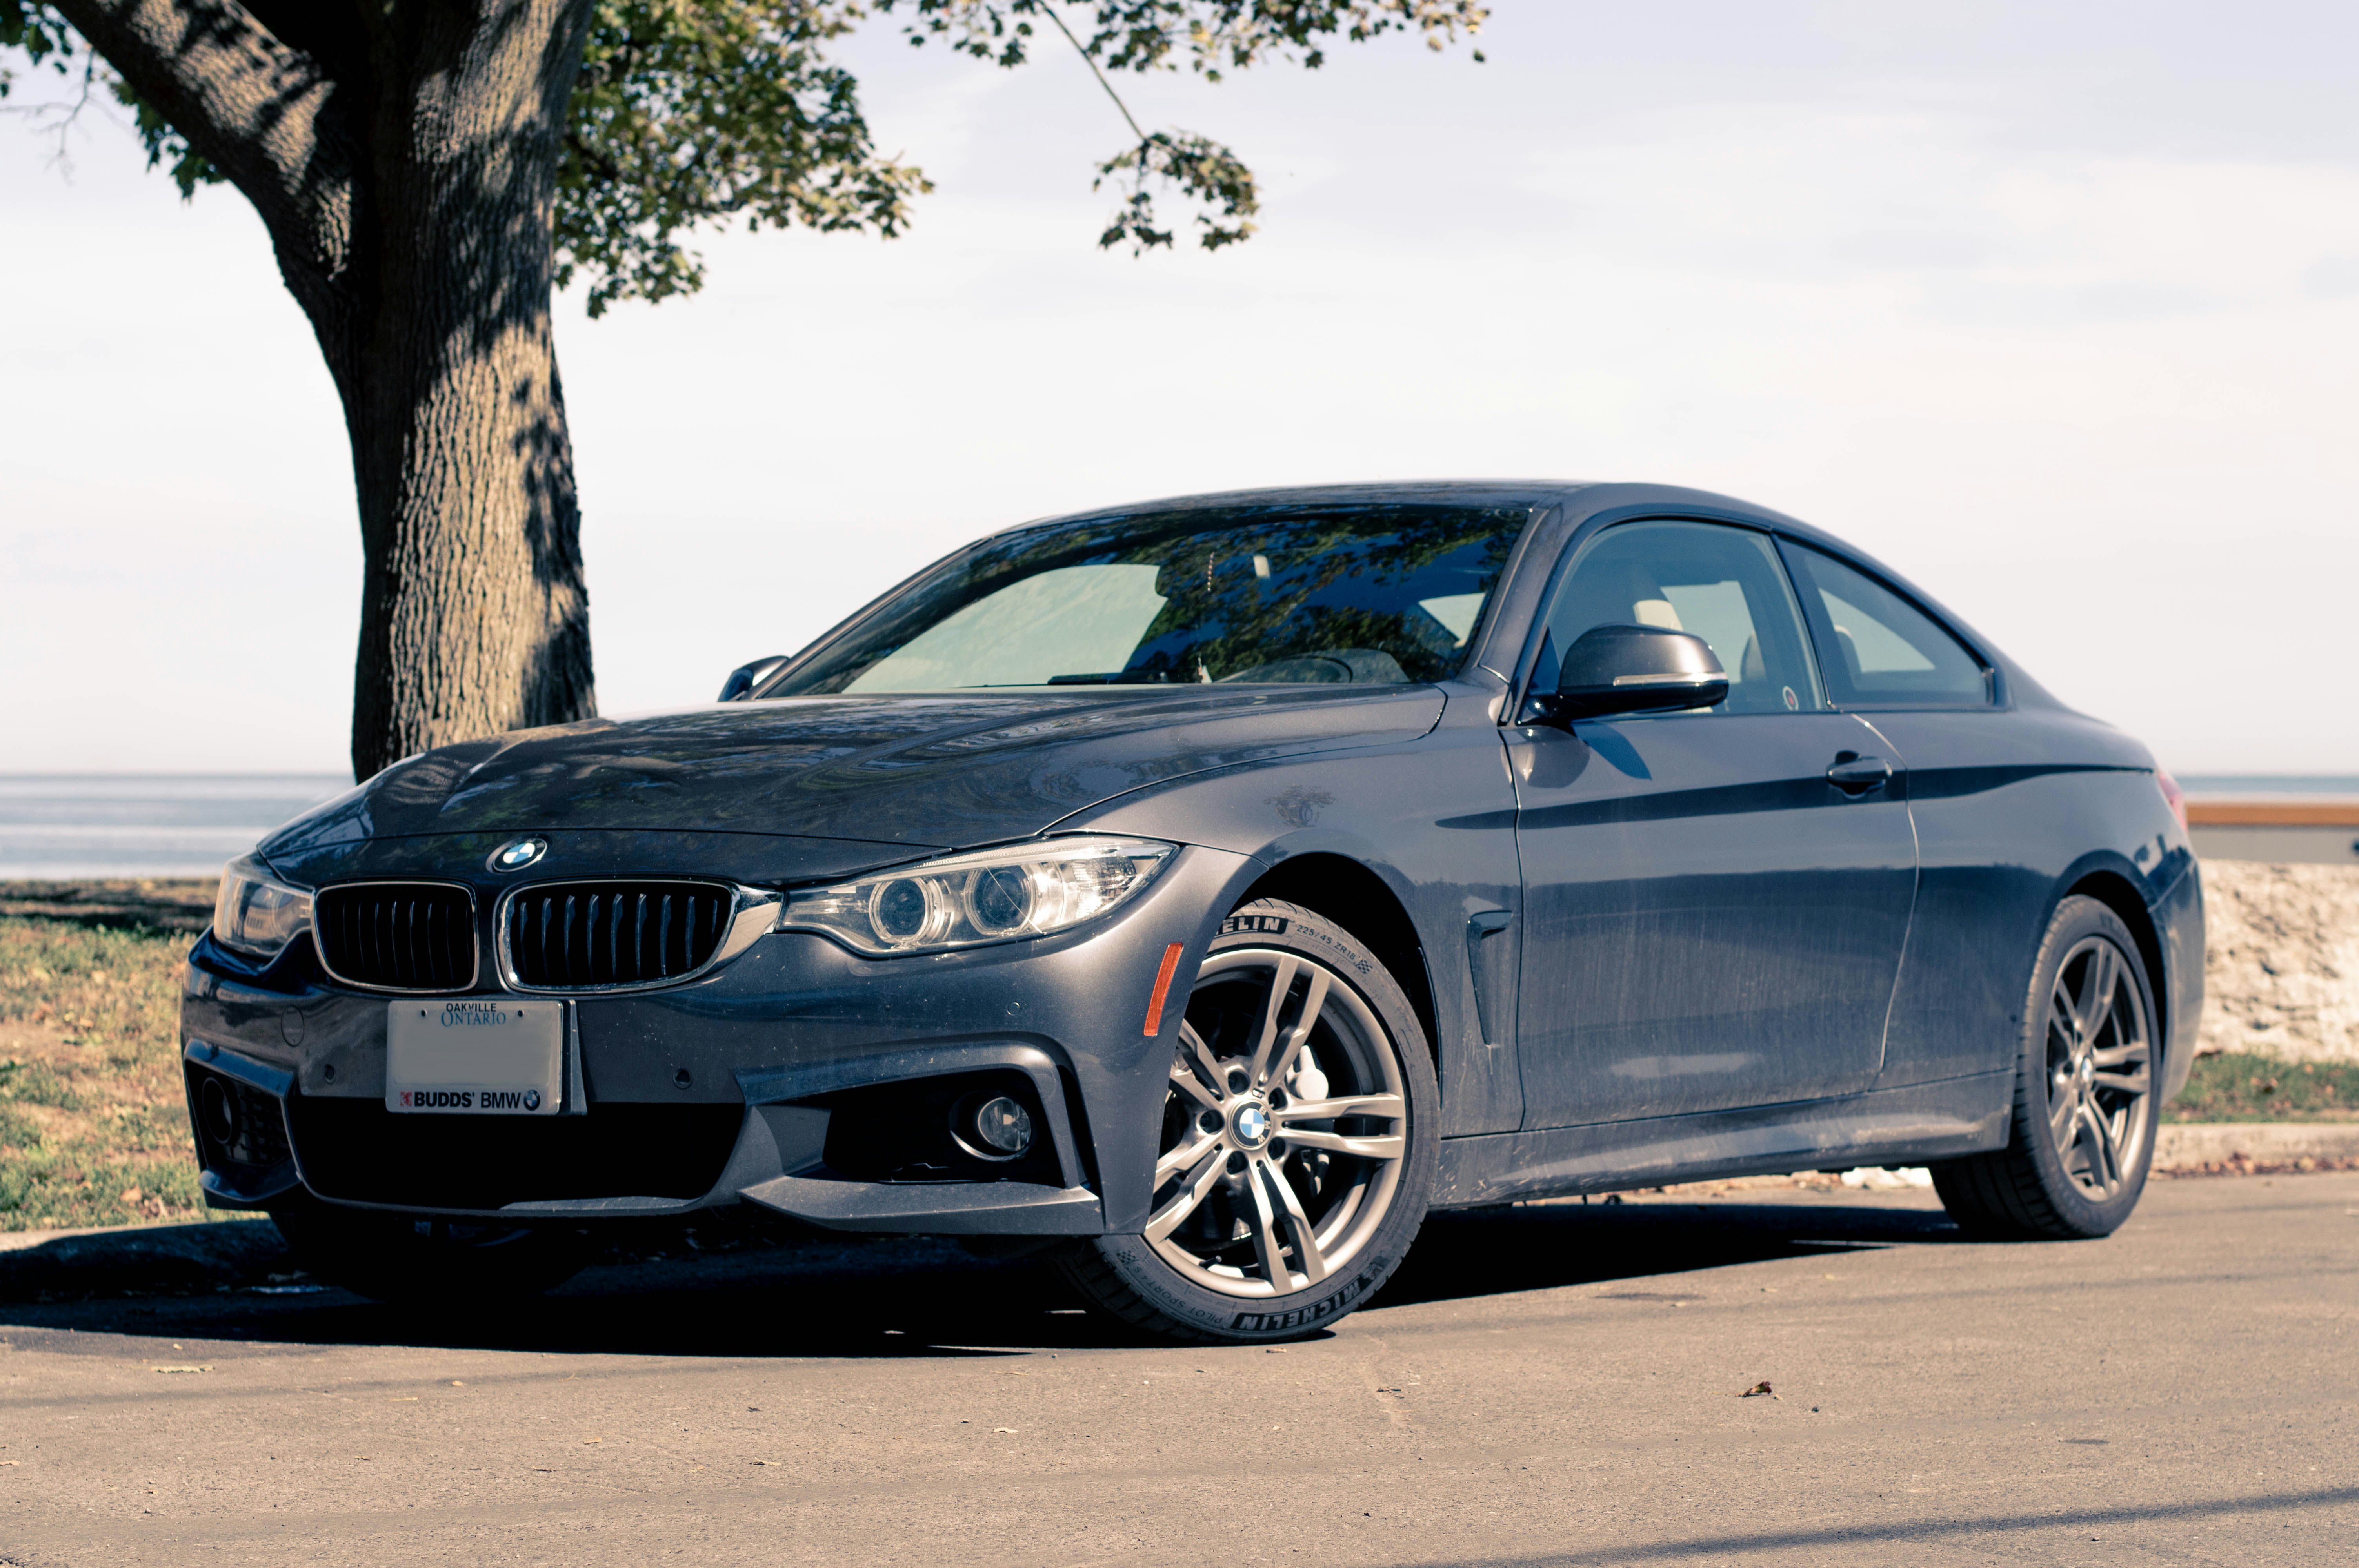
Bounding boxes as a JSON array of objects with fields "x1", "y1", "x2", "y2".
[
  {"x1": 1058, "y1": 899, "x2": 1438, "y2": 1344},
  {"x1": 1932, "y1": 895, "x2": 2160, "y2": 1240}
]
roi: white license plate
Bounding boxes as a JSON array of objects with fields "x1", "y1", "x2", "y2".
[{"x1": 386, "y1": 998, "x2": 563, "y2": 1115}]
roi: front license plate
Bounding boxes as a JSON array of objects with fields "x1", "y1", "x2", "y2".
[{"x1": 386, "y1": 998, "x2": 563, "y2": 1115}]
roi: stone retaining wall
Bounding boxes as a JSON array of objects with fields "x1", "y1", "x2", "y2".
[{"x1": 2194, "y1": 861, "x2": 2359, "y2": 1062}]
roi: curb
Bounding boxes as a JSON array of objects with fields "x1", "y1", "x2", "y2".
[{"x1": 2155, "y1": 1122, "x2": 2359, "y2": 1169}]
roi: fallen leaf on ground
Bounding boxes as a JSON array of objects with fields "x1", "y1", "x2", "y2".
[
  {"x1": 994, "y1": 1427, "x2": 1018, "y2": 1434},
  {"x1": 153, "y1": 1366, "x2": 211, "y2": 1374},
  {"x1": 1739, "y1": 1381, "x2": 1777, "y2": 1398}
]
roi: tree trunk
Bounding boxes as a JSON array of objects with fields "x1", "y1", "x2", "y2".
[
  {"x1": 52, "y1": 0, "x2": 600, "y2": 784},
  {"x1": 336, "y1": 3, "x2": 598, "y2": 781},
  {"x1": 342, "y1": 311, "x2": 594, "y2": 783}
]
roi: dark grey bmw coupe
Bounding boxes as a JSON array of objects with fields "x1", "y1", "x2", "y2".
[{"x1": 186, "y1": 482, "x2": 2201, "y2": 1342}]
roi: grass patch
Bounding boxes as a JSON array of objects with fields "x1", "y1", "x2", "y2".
[
  {"x1": 2166, "y1": 1051, "x2": 2359, "y2": 1123},
  {"x1": 0, "y1": 914, "x2": 225, "y2": 1230}
]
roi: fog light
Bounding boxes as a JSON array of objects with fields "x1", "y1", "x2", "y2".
[
  {"x1": 198, "y1": 1076, "x2": 239, "y2": 1147},
  {"x1": 967, "y1": 1094, "x2": 1033, "y2": 1157}
]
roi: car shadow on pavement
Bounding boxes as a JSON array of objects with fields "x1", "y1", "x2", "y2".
[
  {"x1": 0, "y1": 1197, "x2": 1959, "y2": 1359},
  {"x1": 1373, "y1": 1195, "x2": 1960, "y2": 1310}
]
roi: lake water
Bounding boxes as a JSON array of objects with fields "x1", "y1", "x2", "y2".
[
  {"x1": 2, "y1": 769, "x2": 2353, "y2": 881},
  {"x1": 0, "y1": 774, "x2": 351, "y2": 880}
]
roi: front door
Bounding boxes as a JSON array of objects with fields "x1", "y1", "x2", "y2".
[{"x1": 1507, "y1": 519, "x2": 1917, "y2": 1127}]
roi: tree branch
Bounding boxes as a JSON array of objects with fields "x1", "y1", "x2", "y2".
[
  {"x1": 47, "y1": 0, "x2": 358, "y2": 287},
  {"x1": 1034, "y1": 3, "x2": 1145, "y2": 142}
]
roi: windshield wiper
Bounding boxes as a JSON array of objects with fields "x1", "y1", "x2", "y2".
[{"x1": 1045, "y1": 671, "x2": 1182, "y2": 685}]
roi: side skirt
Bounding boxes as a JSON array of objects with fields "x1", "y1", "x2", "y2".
[{"x1": 1432, "y1": 1072, "x2": 2012, "y2": 1209}]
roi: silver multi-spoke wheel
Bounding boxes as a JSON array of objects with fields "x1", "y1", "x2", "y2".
[
  {"x1": 1147, "y1": 949, "x2": 1408, "y2": 1297},
  {"x1": 1058, "y1": 897, "x2": 1434, "y2": 1342},
  {"x1": 2043, "y1": 935, "x2": 2152, "y2": 1201},
  {"x1": 1932, "y1": 894, "x2": 2161, "y2": 1241}
]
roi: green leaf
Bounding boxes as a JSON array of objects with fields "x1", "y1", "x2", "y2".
[{"x1": 556, "y1": 1, "x2": 931, "y2": 317}]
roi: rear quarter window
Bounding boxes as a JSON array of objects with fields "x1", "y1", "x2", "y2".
[{"x1": 1779, "y1": 540, "x2": 1992, "y2": 709}]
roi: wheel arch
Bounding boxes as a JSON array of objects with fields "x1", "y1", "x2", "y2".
[
  {"x1": 1231, "y1": 853, "x2": 1439, "y2": 1070},
  {"x1": 2058, "y1": 865, "x2": 2170, "y2": 1061}
]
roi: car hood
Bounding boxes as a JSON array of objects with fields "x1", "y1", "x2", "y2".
[{"x1": 259, "y1": 686, "x2": 1443, "y2": 884}]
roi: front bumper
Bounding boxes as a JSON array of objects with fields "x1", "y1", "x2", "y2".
[{"x1": 182, "y1": 844, "x2": 1256, "y2": 1236}]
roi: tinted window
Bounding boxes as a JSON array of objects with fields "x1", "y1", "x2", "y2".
[
  {"x1": 1779, "y1": 542, "x2": 1990, "y2": 708},
  {"x1": 769, "y1": 505, "x2": 1530, "y2": 694},
  {"x1": 1534, "y1": 521, "x2": 1823, "y2": 715}
]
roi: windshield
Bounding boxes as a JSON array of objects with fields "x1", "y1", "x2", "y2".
[{"x1": 767, "y1": 503, "x2": 1532, "y2": 695}]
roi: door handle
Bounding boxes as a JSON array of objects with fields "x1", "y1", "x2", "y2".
[{"x1": 1826, "y1": 751, "x2": 1892, "y2": 795}]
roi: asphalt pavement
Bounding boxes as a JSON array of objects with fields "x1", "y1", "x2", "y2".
[{"x1": 2, "y1": 1172, "x2": 2354, "y2": 1567}]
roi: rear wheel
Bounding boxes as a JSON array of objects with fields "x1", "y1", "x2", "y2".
[
  {"x1": 1058, "y1": 899, "x2": 1438, "y2": 1343},
  {"x1": 270, "y1": 1203, "x2": 591, "y2": 1303},
  {"x1": 1932, "y1": 895, "x2": 2159, "y2": 1240}
]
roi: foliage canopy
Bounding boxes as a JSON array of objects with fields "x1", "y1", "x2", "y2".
[{"x1": 4, "y1": 0, "x2": 1485, "y2": 316}]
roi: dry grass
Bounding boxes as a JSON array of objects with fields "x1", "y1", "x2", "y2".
[{"x1": 0, "y1": 914, "x2": 217, "y2": 1230}]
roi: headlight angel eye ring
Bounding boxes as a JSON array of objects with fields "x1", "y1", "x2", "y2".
[
  {"x1": 781, "y1": 836, "x2": 1177, "y2": 957},
  {"x1": 962, "y1": 865, "x2": 1038, "y2": 936},
  {"x1": 867, "y1": 876, "x2": 952, "y2": 947}
]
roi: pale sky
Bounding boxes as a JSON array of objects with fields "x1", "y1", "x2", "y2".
[{"x1": 4, "y1": 2, "x2": 2355, "y2": 776}]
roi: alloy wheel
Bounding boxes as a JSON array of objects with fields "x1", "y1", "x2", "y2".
[
  {"x1": 2043, "y1": 934, "x2": 2153, "y2": 1201},
  {"x1": 1146, "y1": 949, "x2": 1408, "y2": 1298}
]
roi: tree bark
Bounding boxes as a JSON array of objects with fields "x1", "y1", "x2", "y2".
[
  {"x1": 52, "y1": 0, "x2": 600, "y2": 782},
  {"x1": 342, "y1": 3, "x2": 598, "y2": 779}
]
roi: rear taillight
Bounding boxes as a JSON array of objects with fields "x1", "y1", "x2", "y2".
[{"x1": 2155, "y1": 768, "x2": 2188, "y2": 833}]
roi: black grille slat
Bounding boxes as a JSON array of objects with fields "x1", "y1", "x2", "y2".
[
  {"x1": 313, "y1": 883, "x2": 478, "y2": 992},
  {"x1": 503, "y1": 880, "x2": 733, "y2": 991}
]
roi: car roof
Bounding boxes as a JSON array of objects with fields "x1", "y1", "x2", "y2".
[{"x1": 982, "y1": 479, "x2": 1598, "y2": 536}]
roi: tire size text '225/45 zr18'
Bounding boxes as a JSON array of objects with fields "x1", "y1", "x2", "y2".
[{"x1": 1057, "y1": 898, "x2": 1439, "y2": 1344}]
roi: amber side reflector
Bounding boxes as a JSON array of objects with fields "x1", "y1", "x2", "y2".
[{"x1": 1142, "y1": 942, "x2": 1186, "y2": 1036}]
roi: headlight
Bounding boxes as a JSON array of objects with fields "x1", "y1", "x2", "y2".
[
  {"x1": 213, "y1": 853, "x2": 313, "y2": 962},
  {"x1": 780, "y1": 837, "x2": 1177, "y2": 956}
]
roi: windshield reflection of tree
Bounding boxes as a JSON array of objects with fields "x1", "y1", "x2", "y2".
[
  {"x1": 1134, "y1": 514, "x2": 1515, "y2": 683},
  {"x1": 897, "y1": 507, "x2": 1521, "y2": 688}
]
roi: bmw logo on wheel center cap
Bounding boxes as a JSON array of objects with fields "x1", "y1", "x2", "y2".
[
  {"x1": 1231, "y1": 1102, "x2": 1270, "y2": 1148},
  {"x1": 489, "y1": 837, "x2": 548, "y2": 872}
]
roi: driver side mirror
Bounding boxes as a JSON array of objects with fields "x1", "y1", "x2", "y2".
[
  {"x1": 1519, "y1": 624, "x2": 1728, "y2": 726},
  {"x1": 717, "y1": 655, "x2": 790, "y2": 702}
]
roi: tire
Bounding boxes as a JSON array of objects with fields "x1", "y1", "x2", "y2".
[
  {"x1": 1932, "y1": 895, "x2": 2161, "y2": 1240},
  {"x1": 270, "y1": 1203, "x2": 591, "y2": 1304},
  {"x1": 1057, "y1": 899, "x2": 1439, "y2": 1345}
]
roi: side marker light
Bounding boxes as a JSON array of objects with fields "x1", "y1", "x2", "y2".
[{"x1": 1142, "y1": 942, "x2": 1186, "y2": 1036}]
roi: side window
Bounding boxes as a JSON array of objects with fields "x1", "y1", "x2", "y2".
[
  {"x1": 1533, "y1": 521, "x2": 1824, "y2": 715},
  {"x1": 1778, "y1": 541, "x2": 1991, "y2": 709}
]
